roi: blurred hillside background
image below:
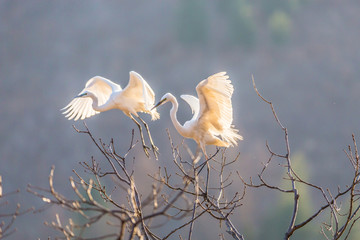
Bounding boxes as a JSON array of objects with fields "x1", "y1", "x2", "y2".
[{"x1": 1, "y1": 0, "x2": 360, "y2": 239}]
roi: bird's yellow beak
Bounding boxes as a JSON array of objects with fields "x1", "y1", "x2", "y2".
[{"x1": 151, "y1": 98, "x2": 167, "y2": 110}]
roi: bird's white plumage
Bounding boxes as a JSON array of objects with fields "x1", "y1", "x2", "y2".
[
  {"x1": 155, "y1": 72, "x2": 242, "y2": 159},
  {"x1": 62, "y1": 71, "x2": 160, "y2": 158},
  {"x1": 62, "y1": 72, "x2": 159, "y2": 121},
  {"x1": 180, "y1": 94, "x2": 200, "y2": 121},
  {"x1": 122, "y1": 71, "x2": 159, "y2": 120},
  {"x1": 63, "y1": 97, "x2": 97, "y2": 120},
  {"x1": 196, "y1": 72, "x2": 240, "y2": 146},
  {"x1": 62, "y1": 76, "x2": 120, "y2": 121}
]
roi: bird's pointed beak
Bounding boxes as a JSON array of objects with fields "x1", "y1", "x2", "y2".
[
  {"x1": 151, "y1": 98, "x2": 167, "y2": 110},
  {"x1": 74, "y1": 93, "x2": 87, "y2": 98}
]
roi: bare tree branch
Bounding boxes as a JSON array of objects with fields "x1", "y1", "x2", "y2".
[{"x1": 0, "y1": 176, "x2": 33, "y2": 240}]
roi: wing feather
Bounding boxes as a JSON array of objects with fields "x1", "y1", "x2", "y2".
[
  {"x1": 62, "y1": 76, "x2": 120, "y2": 121},
  {"x1": 180, "y1": 94, "x2": 200, "y2": 121},
  {"x1": 74, "y1": 100, "x2": 88, "y2": 121},
  {"x1": 122, "y1": 71, "x2": 159, "y2": 120},
  {"x1": 64, "y1": 98, "x2": 82, "y2": 119},
  {"x1": 81, "y1": 101, "x2": 92, "y2": 120},
  {"x1": 62, "y1": 98, "x2": 79, "y2": 115},
  {"x1": 196, "y1": 72, "x2": 242, "y2": 145},
  {"x1": 196, "y1": 72, "x2": 233, "y2": 131}
]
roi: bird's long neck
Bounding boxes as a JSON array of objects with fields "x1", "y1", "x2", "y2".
[
  {"x1": 88, "y1": 94, "x2": 113, "y2": 112},
  {"x1": 169, "y1": 96, "x2": 186, "y2": 136}
]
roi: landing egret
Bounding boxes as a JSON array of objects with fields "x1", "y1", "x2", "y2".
[
  {"x1": 153, "y1": 72, "x2": 243, "y2": 161},
  {"x1": 62, "y1": 71, "x2": 160, "y2": 159}
]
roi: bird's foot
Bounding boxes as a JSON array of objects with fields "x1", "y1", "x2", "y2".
[
  {"x1": 142, "y1": 145, "x2": 151, "y2": 158},
  {"x1": 151, "y1": 144, "x2": 159, "y2": 160}
]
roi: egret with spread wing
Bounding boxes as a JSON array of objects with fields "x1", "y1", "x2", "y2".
[
  {"x1": 62, "y1": 71, "x2": 160, "y2": 159},
  {"x1": 153, "y1": 72, "x2": 242, "y2": 162}
]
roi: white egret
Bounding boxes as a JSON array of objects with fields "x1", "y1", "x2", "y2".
[
  {"x1": 153, "y1": 72, "x2": 243, "y2": 161},
  {"x1": 62, "y1": 71, "x2": 160, "y2": 158}
]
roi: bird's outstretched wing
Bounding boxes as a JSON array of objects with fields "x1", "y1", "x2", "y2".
[
  {"x1": 180, "y1": 94, "x2": 200, "y2": 121},
  {"x1": 122, "y1": 71, "x2": 159, "y2": 120},
  {"x1": 62, "y1": 76, "x2": 121, "y2": 121},
  {"x1": 196, "y1": 72, "x2": 242, "y2": 145}
]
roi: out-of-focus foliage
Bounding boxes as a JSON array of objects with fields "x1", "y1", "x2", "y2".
[
  {"x1": 260, "y1": 0, "x2": 303, "y2": 17},
  {"x1": 219, "y1": 0, "x2": 257, "y2": 47},
  {"x1": 176, "y1": 0, "x2": 209, "y2": 46},
  {"x1": 176, "y1": 0, "x2": 307, "y2": 48},
  {"x1": 268, "y1": 10, "x2": 292, "y2": 45},
  {"x1": 257, "y1": 152, "x2": 319, "y2": 239}
]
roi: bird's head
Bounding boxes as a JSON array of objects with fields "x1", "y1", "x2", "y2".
[{"x1": 152, "y1": 93, "x2": 173, "y2": 110}]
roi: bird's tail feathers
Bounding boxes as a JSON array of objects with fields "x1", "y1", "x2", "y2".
[
  {"x1": 221, "y1": 127, "x2": 243, "y2": 147},
  {"x1": 150, "y1": 109, "x2": 160, "y2": 121}
]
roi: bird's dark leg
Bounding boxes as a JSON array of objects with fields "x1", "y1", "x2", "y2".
[
  {"x1": 200, "y1": 144, "x2": 210, "y2": 196},
  {"x1": 205, "y1": 159, "x2": 210, "y2": 197},
  {"x1": 130, "y1": 115, "x2": 150, "y2": 158},
  {"x1": 137, "y1": 116, "x2": 159, "y2": 160}
]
